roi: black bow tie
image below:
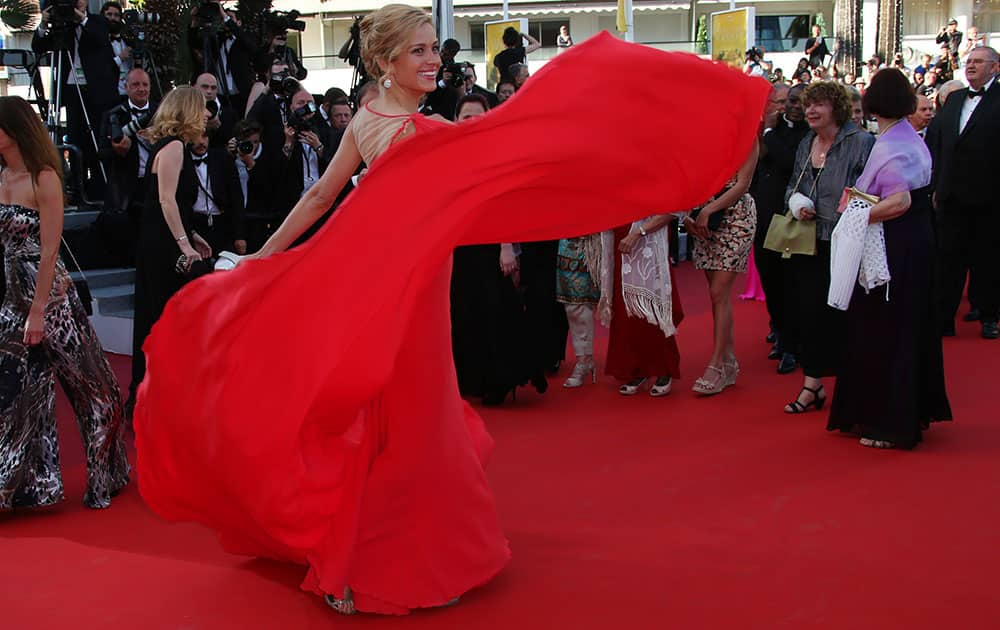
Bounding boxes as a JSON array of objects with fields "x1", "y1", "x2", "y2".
[
  {"x1": 131, "y1": 107, "x2": 147, "y2": 116},
  {"x1": 968, "y1": 88, "x2": 985, "y2": 98},
  {"x1": 191, "y1": 157, "x2": 207, "y2": 167}
]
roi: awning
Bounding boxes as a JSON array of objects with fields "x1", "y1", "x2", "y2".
[{"x1": 456, "y1": 2, "x2": 689, "y2": 18}]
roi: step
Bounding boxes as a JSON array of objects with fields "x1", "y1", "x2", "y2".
[
  {"x1": 63, "y1": 210, "x2": 100, "y2": 230},
  {"x1": 90, "y1": 284, "x2": 134, "y2": 314},
  {"x1": 101, "y1": 307, "x2": 134, "y2": 320},
  {"x1": 70, "y1": 267, "x2": 135, "y2": 289}
]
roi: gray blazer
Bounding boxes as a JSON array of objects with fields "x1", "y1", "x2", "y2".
[{"x1": 785, "y1": 122, "x2": 875, "y2": 240}]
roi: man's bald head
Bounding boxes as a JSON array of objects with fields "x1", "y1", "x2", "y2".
[{"x1": 194, "y1": 73, "x2": 219, "y2": 101}]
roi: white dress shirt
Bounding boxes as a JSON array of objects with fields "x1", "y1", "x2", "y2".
[
  {"x1": 960, "y1": 75, "x2": 995, "y2": 134},
  {"x1": 235, "y1": 143, "x2": 262, "y2": 204},
  {"x1": 300, "y1": 142, "x2": 319, "y2": 195},
  {"x1": 191, "y1": 153, "x2": 221, "y2": 217}
]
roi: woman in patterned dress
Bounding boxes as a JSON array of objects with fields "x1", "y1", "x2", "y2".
[
  {"x1": 0, "y1": 96, "x2": 129, "y2": 510},
  {"x1": 684, "y1": 145, "x2": 759, "y2": 395},
  {"x1": 555, "y1": 236, "x2": 601, "y2": 387}
]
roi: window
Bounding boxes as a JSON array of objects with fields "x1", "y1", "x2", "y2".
[
  {"x1": 974, "y1": 0, "x2": 1000, "y2": 35},
  {"x1": 755, "y1": 15, "x2": 810, "y2": 53},
  {"x1": 527, "y1": 20, "x2": 564, "y2": 47},
  {"x1": 470, "y1": 22, "x2": 485, "y2": 50},
  {"x1": 904, "y1": 0, "x2": 948, "y2": 36}
]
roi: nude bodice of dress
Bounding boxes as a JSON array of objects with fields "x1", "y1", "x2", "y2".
[{"x1": 351, "y1": 103, "x2": 417, "y2": 166}]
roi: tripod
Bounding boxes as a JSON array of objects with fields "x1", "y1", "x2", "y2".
[{"x1": 30, "y1": 27, "x2": 109, "y2": 208}]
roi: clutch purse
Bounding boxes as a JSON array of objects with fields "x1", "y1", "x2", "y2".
[
  {"x1": 689, "y1": 206, "x2": 725, "y2": 231},
  {"x1": 763, "y1": 213, "x2": 817, "y2": 258},
  {"x1": 839, "y1": 187, "x2": 880, "y2": 214}
]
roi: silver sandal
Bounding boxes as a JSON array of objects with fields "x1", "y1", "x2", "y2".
[{"x1": 324, "y1": 587, "x2": 356, "y2": 616}]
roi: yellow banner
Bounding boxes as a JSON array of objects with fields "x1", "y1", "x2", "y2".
[
  {"x1": 617, "y1": 0, "x2": 627, "y2": 33},
  {"x1": 711, "y1": 8, "x2": 752, "y2": 69}
]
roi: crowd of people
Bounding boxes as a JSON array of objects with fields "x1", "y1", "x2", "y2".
[{"x1": 0, "y1": 0, "x2": 995, "y2": 617}]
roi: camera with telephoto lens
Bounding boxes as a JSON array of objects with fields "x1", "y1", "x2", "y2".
[
  {"x1": 110, "y1": 106, "x2": 152, "y2": 144},
  {"x1": 192, "y1": 1, "x2": 224, "y2": 29},
  {"x1": 442, "y1": 62, "x2": 467, "y2": 88},
  {"x1": 264, "y1": 10, "x2": 306, "y2": 33},
  {"x1": 206, "y1": 99, "x2": 220, "y2": 120},
  {"x1": 287, "y1": 101, "x2": 318, "y2": 132},
  {"x1": 269, "y1": 70, "x2": 300, "y2": 98}
]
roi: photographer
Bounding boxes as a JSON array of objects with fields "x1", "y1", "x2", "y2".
[
  {"x1": 936, "y1": 19, "x2": 963, "y2": 60},
  {"x1": 98, "y1": 67, "x2": 155, "y2": 266},
  {"x1": 462, "y1": 65, "x2": 498, "y2": 107},
  {"x1": 102, "y1": 1, "x2": 130, "y2": 96},
  {"x1": 194, "y1": 72, "x2": 236, "y2": 149},
  {"x1": 186, "y1": 131, "x2": 246, "y2": 256},
  {"x1": 277, "y1": 87, "x2": 332, "y2": 209},
  {"x1": 424, "y1": 59, "x2": 466, "y2": 121},
  {"x1": 259, "y1": 11, "x2": 308, "y2": 81},
  {"x1": 188, "y1": 2, "x2": 256, "y2": 115},
  {"x1": 246, "y1": 59, "x2": 299, "y2": 157},
  {"x1": 804, "y1": 24, "x2": 829, "y2": 69},
  {"x1": 229, "y1": 119, "x2": 276, "y2": 252},
  {"x1": 744, "y1": 47, "x2": 765, "y2": 77},
  {"x1": 32, "y1": 0, "x2": 121, "y2": 201}
]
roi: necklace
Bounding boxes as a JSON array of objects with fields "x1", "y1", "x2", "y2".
[{"x1": 877, "y1": 118, "x2": 904, "y2": 137}]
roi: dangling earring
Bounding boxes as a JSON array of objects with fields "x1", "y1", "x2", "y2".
[{"x1": 382, "y1": 77, "x2": 392, "y2": 89}]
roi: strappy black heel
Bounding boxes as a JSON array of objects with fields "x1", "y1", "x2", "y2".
[{"x1": 784, "y1": 385, "x2": 826, "y2": 414}]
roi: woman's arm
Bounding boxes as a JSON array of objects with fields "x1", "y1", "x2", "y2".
[
  {"x1": 155, "y1": 141, "x2": 200, "y2": 261},
  {"x1": 620, "y1": 213, "x2": 674, "y2": 253},
  {"x1": 523, "y1": 33, "x2": 541, "y2": 54},
  {"x1": 868, "y1": 190, "x2": 911, "y2": 223},
  {"x1": 257, "y1": 126, "x2": 363, "y2": 256},
  {"x1": 23, "y1": 169, "x2": 63, "y2": 345},
  {"x1": 244, "y1": 83, "x2": 266, "y2": 118}
]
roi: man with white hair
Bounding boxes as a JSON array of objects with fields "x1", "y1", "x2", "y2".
[{"x1": 926, "y1": 46, "x2": 1000, "y2": 339}]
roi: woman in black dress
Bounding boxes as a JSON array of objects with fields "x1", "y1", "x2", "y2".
[
  {"x1": 827, "y1": 69, "x2": 951, "y2": 449},
  {"x1": 450, "y1": 95, "x2": 534, "y2": 405},
  {"x1": 128, "y1": 87, "x2": 213, "y2": 415}
]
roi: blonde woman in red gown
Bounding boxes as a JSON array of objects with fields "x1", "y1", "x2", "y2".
[{"x1": 134, "y1": 3, "x2": 770, "y2": 617}]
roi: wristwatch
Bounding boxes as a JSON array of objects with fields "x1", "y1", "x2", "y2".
[{"x1": 638, "y1": 225, "x2": 647, "y2": 236}]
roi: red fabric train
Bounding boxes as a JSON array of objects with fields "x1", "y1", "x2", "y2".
[{"x1": 134, "y1": 32, "x2": 769, "y2": 614}]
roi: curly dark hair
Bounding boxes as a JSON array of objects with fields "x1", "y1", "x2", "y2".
[{"x1": 802, "y1": 81, "x2": 854, "y2": 127}]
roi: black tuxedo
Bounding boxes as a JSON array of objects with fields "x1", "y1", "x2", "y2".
[
  {"x1": 186, "y1": 148, "x2": 246, "y2": 254},
  {"x1": 246, "y1": 92, "x2": 288, "y2": 159},
  {"x1": 926, "y1": 78, "x2": 1000, "y2": 324},
  {"x1": 276, "y1": 121, "x2": 333, "y2": 212},
  {"x1": 98, "y1": 100, "x2": 157, "y2": 212},
  {"x1": 752, "y1": 118, "x2": 810, "y2": 354},
  {"x1": 207, "y1": 100, "x2": 238, "y2": 149},
  {"x1": 467, "y1": 85, "x2": 499, "y2": 108},
  {"x1": 424, "y1": 86, "x2": 460, "y2": 120},
  {"x1": 33, "y1": 13, "x2": 121, "y2": 200}
]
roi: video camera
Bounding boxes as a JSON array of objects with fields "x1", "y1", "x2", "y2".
[
  {"x1": 192, "y1": 1, "x2": 232, "y2": 33},
  {"x1": 287, "y1": 101, "x2": 318, "y2": 132},
  {"x1": 43, "y1": 0, "x2": 84, "y2": 49},
  {"x1": 269, "y1": 70, "x2": 300, "y2": 99},
  {"x1": 109, "y1": 9, "x2": 162, "y2": 39},
  {"x1": 264, "y1": 10, "x2": 306, "y2": 34},
  {"x1": 109, "y1": 106, "x2": 152, "y2": 144},
  {"x1": 442, "y1": 62, "x2": 467, "y2": 88}
]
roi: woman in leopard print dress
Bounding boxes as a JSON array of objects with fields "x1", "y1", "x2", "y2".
[{"x1": 0, "y1": 97, "x2": 129, "y2": 510}]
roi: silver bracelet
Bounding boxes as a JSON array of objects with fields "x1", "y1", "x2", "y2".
[{"x1": 176, "y1": 235, "x2": 188, "y2": 242}]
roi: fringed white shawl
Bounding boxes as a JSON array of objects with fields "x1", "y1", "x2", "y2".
[{"x1": 584, "y1": 218, "x2": 676, "y2": 338}]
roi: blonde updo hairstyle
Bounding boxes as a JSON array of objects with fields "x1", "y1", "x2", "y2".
[
  {"x1": 143, "y1": 85, "x2": 206, "y2": 145},
  {"x1": 360, "y1": 4, "x2": 434, "y2": 85}
]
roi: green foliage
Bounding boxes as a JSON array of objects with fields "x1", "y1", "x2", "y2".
[
  {"x1": 0, "y1": 0, "x2": 39, "y2": 31},
  {"x1": 696, "y1": 15, "x2": 708, "y2": 55}
]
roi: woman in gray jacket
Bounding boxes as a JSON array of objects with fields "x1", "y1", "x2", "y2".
[{"x1": 782, "y1": 81, "x2": 875, "y2": 414}]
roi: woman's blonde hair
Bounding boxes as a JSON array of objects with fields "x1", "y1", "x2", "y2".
[
  {"x1": 360, "y1": 4, "x2": 434, "y2": 84},
  {"x1": 143, "y1": 86, "x2": 206, "y2": 144}
]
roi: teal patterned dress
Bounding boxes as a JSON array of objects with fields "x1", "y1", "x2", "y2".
[{"x1": 555, "y1": 237, "x2": 600, "y2": 305}]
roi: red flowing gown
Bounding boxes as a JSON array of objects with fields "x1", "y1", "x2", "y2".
[{"x1": 134, "y1": 33, "x2": 769, "y2": 615}]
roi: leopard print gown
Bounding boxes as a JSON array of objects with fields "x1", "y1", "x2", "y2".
[{"x1": 0, "y1": 203, "x2": 129, "y2": 509}]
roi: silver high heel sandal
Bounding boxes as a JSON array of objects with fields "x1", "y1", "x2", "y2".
[
  {"x1": 324, "y1": 587, "x2": 356, "y2": 616},
  {"x1": 692, "y1": 365, "x2": 727, "y2": 395},
  {"x1": 618, "y1": 377, "x2": 648, "y2": 395},
  {"x1": 723, "y1": 359, "x2": 740, "y2": 387},
  {"x1": 650, "y1": 376, "x2": 672, "y2": 397},
  {"x1": 563, "y1": 357, "x2": 597, "y2": 388}
]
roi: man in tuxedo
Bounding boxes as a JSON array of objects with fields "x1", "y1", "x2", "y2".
[
  {"x1": 925, "y1": 46, "x2": 1000, "y2": 339},
  {"x1": 461, "y1": 65, "x2": 498, "y2": 108},
  {"x1": 98, "y1": 68, "x2": 154, "y2": 266},
  {"x1": 187, "y1": 132, "x2": 246, "y2": 256},
  {"x1": 33, "y1": 0, "x2": 120, "y2": 202},
  {"x1": 247, "y1": 60, "x2": 296, "y2": 158},
  {"x1": 752, "y1": 83, "x2": 809, "y2": 372},
  {"x1": 188, "y1": 3, "x2": 256, "y2": 115},
  {"x1": 194, "y1": 72, "x2": 237, "y2": 149},
  {"x1": 278, "y1": 88, "x2": 337, "y2": 244},
  {"x1": 909, "y1": 95, "x2": 934, "y2": 137}
]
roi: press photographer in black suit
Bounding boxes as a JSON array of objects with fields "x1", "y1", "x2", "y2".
[
  {"x1": 461, "y1": 64, "x2": 498, "y2": 108},
  {"x1": 246, "y1": 59, "x2": 299, "y2": 158},
  {"x1": 188, "y1": 2, "x2": 256, "y2": 115},
  {"x1": 32, "y1": 0, "x2": 120, "y2": 200},
  {"x1": 193, "y1": 72, "x2": 236, "y2": 149},
  {"x1": 98, "y1": 68, "x2": 155, "y2": 264},
  {"x1": 925, "y1": 46, "x2": 1000, "y2": 339},
  {"x1": 187, "y1": 131, "x2": 246, "y2": 256}
]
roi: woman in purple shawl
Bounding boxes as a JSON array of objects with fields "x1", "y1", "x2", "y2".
[{"x1": 827, "y1": 69, "x2": 952, "y2": 449}]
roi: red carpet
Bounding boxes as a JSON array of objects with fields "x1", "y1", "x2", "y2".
[{"x1": 2, "y1": 262, "x2": 998, "y2": 629}]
